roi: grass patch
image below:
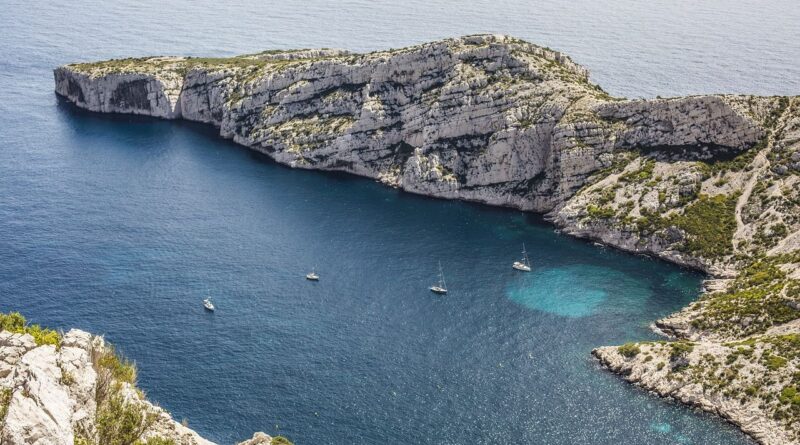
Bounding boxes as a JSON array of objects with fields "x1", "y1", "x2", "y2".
[
  {"x1": 0, "y1": 388, "x2": 11, "y2": 425},
  {"x1": 97, "y1": 346, "x2": 137, "y2": 384}
]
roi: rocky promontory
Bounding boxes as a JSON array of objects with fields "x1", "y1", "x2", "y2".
[
  {"x1": 0, "y1": 312, "x2": 285, "y2": 445},
  {"x1": 54, "y1": 35, "x2": 800, "y2": 444}
]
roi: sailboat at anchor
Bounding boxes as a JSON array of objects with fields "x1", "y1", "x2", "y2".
[
  {"x1": 429, "y1": 261, "x2": 448, "y2": 295},
  {"x1": 512, "y1": 243, "x2": 532, "y2": 272}
]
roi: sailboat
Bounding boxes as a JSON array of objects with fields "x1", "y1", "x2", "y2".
[
  {"x1": 429, "y1": 261, "x2": 448, "y2": 294},
  {"x1": 203, "y1": 298, "x2": 215, "y2": 312},
  {"x1": 306, "y1": 267, "x2": 319, "y2": 281},
  {"x1": 512, "y1": 243, "x2": 532, "y2": 272}
]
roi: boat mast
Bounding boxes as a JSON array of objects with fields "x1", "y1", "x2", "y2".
[
  {"x1": 438, "y1": 261, "x2": 447, "y2": 289},
  {"x1": 522, "y1": 243, "x2": 530, "y2": 266}
]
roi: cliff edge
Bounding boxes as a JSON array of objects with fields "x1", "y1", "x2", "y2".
[{"x1": 0, "y1": 312, "x2": 283, "y2": 445}]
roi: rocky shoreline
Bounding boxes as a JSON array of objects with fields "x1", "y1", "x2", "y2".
[{"x1": 53, "y1": 35, "x2": 800, "y2": 444}]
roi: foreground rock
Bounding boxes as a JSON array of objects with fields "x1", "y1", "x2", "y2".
[
  {"x1": 54, "y1": 35, "x2": 800, "y2": 444},
  {"x1": 0, "y1": 324, "x2": 280, "y2": 445}
]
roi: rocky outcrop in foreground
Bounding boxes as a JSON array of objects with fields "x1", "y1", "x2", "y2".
[
  {"x1": 54, "y1": 35, "x2": 800, "y2": 444},
  {"x1": 0, "y1": 313, "x2": 282, "y2": 445}
]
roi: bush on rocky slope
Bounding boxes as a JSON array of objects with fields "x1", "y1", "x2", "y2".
[
  {"x1": 0, "y1": 312, "x2": 177, "y2": 445},
  {"x1": 0, "y1": 312, "x2": 60, "y2": 346},
  {"x1": 687, "y1": 254, "x2": 800, "y2": 337}
]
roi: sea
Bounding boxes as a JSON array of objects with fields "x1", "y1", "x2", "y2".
[{"x1": 3, "y1": 1, "x2": 799, "y2": 443}]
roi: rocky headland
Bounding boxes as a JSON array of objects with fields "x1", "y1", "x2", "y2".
[
  {"x1": 53, "y1": 35, "x2": 800, "y2": 444},
  {"x1": 0, "y1": 312, "x2": 285, "y2": 445}
]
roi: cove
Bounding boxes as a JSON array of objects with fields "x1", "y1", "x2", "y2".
[{"x1": 0, "y1": 101, "x2": 753, "y2": 444}]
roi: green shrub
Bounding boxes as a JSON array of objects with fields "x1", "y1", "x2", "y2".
[
  {"x1": 26, "y1": 323, "x2": 60, "y2": 346},
  {"x1": 667, "y1": 194, "x2": 738, "y2": 258},
  {"x1": 1, "y1": 388, "x2": 11, "y2": 423},
  {"x1": 779, "y1": 386, "x2": 800, "y2": 406},
  {"x1": 669, "y1": 341, "x2": 694, "y2": 360},
  {"x1": 620, "y1": 158, "x2": 655, "y2": 183},
  {"x1": 0, "y1": 312, "x2": 60, "y2": 346},
  {"x1": 618, "y1": 343, "x2": 641, "y2": 358},
  {"x1": 586, "y1": 204, "x2": 616, "y2": 219},
  {"x1": 138, "y1": 437, "x2": 175, "y2": 445},
  {"x1": 97, "y1": 347, "x2": 137, "y2": 384},
  {"x1": 763, "y1": 354, "x2": 788, "y2": 370},
  {"x1": 0, "y1": 312, "x2": 25, "y2": 332},
  {"x1": 96, "y1": 383, "x2": 156, "y2": 445},
  {"x1": 272, "y1": 437, "x2": 294, "y2": 445},
  {"x1": 75, "y1": 436, "x2": 92, "y2": 445},
  {"x1": 695, "y1": 259, "x2": 799, "y2": 336}
]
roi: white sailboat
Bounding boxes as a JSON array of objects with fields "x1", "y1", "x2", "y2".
[
  {"x1": 430, "y1": 261, "x2": 448, "y2": 294},
  {"x1": 306, "y1": 267, "x2": 319, "y2": 281},
  {"x1": 512, "y1": 243, "x2": 532, "y2": 272},
  {"x1": 203, "y1": 298, "x2": 215, "y2": 312}
]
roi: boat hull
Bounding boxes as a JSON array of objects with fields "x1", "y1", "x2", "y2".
[{"x1": 512, "y1": 262, "x2": 531, "y2": 272}]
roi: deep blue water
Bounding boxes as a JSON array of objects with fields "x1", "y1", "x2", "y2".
[{"x1": 3, "y1": 1, "x2": 798, "y2": 444}]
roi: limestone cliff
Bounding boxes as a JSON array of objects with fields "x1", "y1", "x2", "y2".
[
  {"x1": 54, "y1": 35, "x2": 800, "y2": 444},
  {"x1": 53, "y1": 35, "x2": 764, "y2": 215}
]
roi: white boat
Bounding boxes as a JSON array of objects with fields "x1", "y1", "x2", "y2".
[
  {"x1": 430, "y1": 261, "x2": 448, "y2": 294},
  {"x1": 306, "y1": 267, "x2": 319, "y2": 281},
  {"x1": 512, "y1": 243, "x2": 532, "y2": 272},
  {"x1": 203, "y1": 298, "x2": 215, "y2": 312}
]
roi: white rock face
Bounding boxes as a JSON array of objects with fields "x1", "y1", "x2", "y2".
[
  {"x1": 2, "y1": 336, "x2": 79, "y2": 445},
  {"x1": 53, "y1": 34, "x2": 764, "y2": 215},
  {"x1": 53, "y1": 68, "x2": 183, "y2": 119},
  {"x1": 236, "y1": 432, "x2": 274, "y2": 445},
  {"x1": 0, "y1": 329, "x2": 222, "y2": 445}
]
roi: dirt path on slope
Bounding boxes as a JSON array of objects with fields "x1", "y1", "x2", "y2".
[{"x1": 733, "y1": 98, "x2": 795, "y2": 251}]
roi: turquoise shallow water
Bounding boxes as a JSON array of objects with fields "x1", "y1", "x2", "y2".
[{"x1": 2, "y1": 1, "x2": 797, "y2": 444}]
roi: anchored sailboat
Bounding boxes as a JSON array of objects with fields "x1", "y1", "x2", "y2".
[
  {"x1": 306, "y1": 266, "x2": 320, "y2": 281},
  {"x1": 512, "y1": 243, "x2": 532, "y2": 272},
  {"x1": 430, "y1": 261, "x2": 448, "y2": 294}
]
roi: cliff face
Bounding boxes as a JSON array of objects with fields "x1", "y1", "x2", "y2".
[
  {"x1": 0, "y1": 328, "x2": 216, "y2": 445},
  {"x1": 0, "y1": 326, "x2": 287, "y2": 445},
  {"x1": 54, "y1": 35, "x2": 763, "y2": 216},
  {"x1": 54, "y1": 35, "x2": 800, "y2": 445}
]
